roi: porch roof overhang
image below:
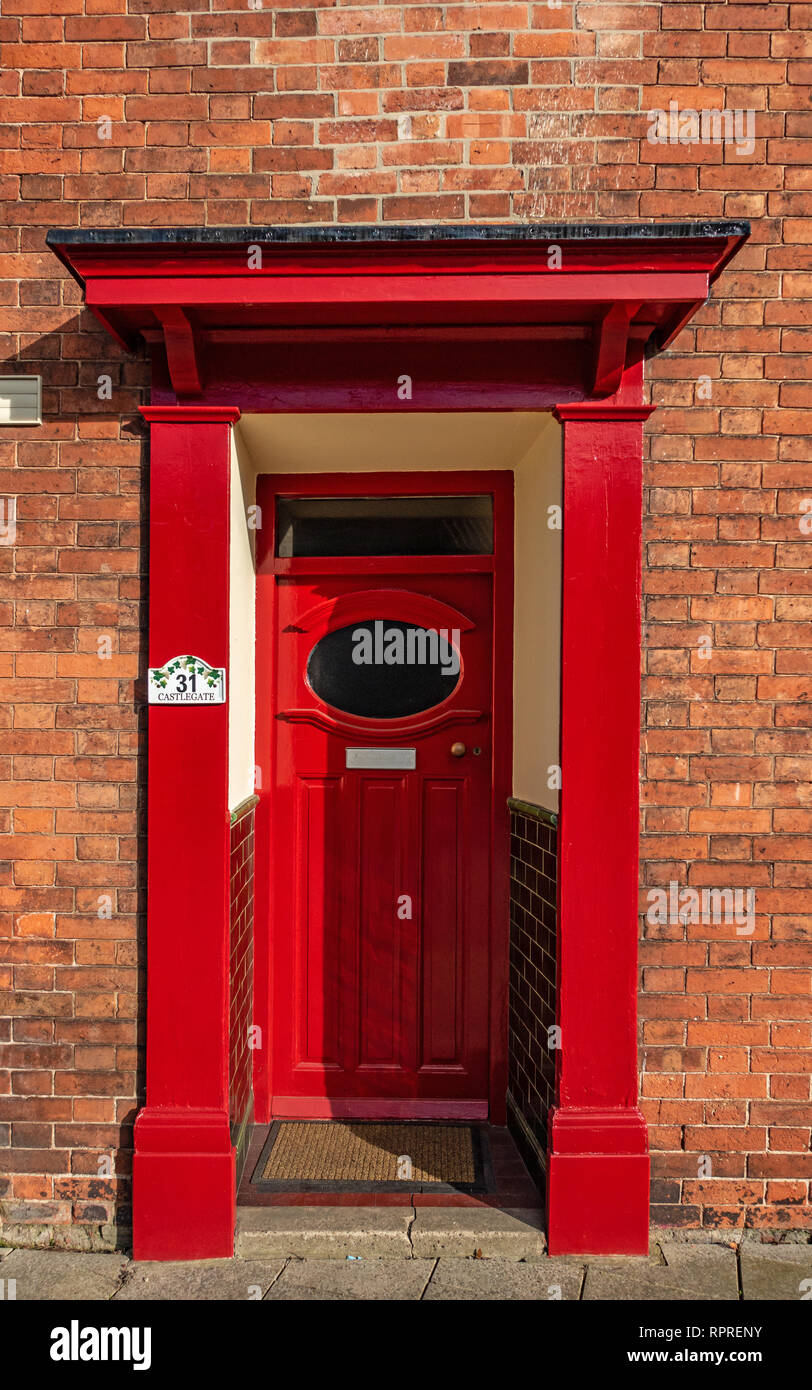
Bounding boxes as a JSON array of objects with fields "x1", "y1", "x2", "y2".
[{"x1": 47, "y1": 221, "x2": 749, "y2": 403}]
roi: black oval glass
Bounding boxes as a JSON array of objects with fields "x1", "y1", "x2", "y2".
[{"x1": 306, "y1": 620, "x2": 461, "y2": 719}]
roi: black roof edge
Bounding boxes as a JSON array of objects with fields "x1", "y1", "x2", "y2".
[{"x1": 46, "y1": 220, "x2": 750, "y2": 250}]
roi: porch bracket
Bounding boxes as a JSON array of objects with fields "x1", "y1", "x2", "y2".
[
  {"x1": 154, "y1": 306, "x2": 202, "y2": 396},
  {"x1": 591, "y1": 301, "x2": 640, "y2": 398}
]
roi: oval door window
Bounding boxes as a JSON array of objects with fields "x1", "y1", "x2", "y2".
[{"x1": 306, "y1": 619, "x2": 461, "y2": 719}]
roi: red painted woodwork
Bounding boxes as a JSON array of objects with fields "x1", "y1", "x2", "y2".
[
  {"x1": 46, "y1": 225, "x2": 750, "y2": 1260},
  {"x1": 132, "y1": 404, "x2": 239, "y2": 1262},
  {"x1": 155, "y1": 306, "x2": 201, "y2": 395},
  {"x1": 255, "y1": 472, "x2": 514, "y2": 1125},
  {"x1": 546, "y1": 396, "x2": 655, "y2": 1257},
  {"x1": 273, "y1": 574, "x2": 491, "y2": 1113},
  {"x1": 48, "y1": 226, "x2": 747, "y2": 410},
  {"x1": 157, "y1": 336, "x2": 595, "y2": 413},
  {"x1": 592, "y1": 302, "x2": 639, "y2": 397}
]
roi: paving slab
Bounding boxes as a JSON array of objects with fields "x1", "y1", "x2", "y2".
[
  {"x1": 740, "y1": 1244, "x2": 812, "y2": 1302},
  {"x1": 0, "y1": 1249, "x2": 127, "y2": 1301},
  {"x1": 583, "y1": 1241, "x2": 738, "y2": 1302},
  {"x1": 423, "y1": 1256, "x2": 585, "y2": 1300},
  {"x1": 264, "y1": 1257, "x2": 435, "y2": 1300},
  {"x1": 236, "y1": 1206, "x2": 413, "y2": 1260},
  {"x1": 410, "y1": 1207, "x2": 546, "y2": 1260},
  {"x1": 114, "y1": 1258, "x2": 287, "y2": 1301}
]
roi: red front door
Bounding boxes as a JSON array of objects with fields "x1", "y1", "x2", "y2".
[{"x1": 268, "y1": 570, "x2": 494, "y2": 1117}]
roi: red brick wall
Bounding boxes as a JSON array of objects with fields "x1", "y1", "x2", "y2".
[{"x1": 0, "y1": 2, "x2": 809, "y2": 1243}]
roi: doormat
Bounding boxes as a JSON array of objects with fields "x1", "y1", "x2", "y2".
[{"x1": 250, "y1": 1121, "x2": 494, "y2": 1194}]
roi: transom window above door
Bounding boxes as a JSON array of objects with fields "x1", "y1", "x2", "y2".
[{"x1": 275, "y1": 494, "x2": 494, "y2": 557}]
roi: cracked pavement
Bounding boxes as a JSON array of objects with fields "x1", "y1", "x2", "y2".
[{"x1": 1, "y1": 1233, "x2": 810, "y2": 1301}]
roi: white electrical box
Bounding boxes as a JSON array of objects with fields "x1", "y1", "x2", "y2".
[{"x1": 0, "y1": 376, "x2": 42, "y2": 425}]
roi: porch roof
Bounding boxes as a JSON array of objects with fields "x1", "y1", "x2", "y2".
[{"x1": 46, "y1": 221, "x2": 749, "y2": 401}]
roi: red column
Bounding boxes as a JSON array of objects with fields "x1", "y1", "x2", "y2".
[
  {"x1": 133, "y1": 405, "x2": 240, "y2": 1261},
  {"x1": 547, "y1": 400, "x2": 655, "y2": 1256}
]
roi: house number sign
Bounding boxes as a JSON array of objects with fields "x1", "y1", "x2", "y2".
[{"x1": 148, "y1": 654, "x2": 226, "y2": 705}]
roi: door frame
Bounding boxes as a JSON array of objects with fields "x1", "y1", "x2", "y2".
[{"x1": 254, "y1": 469, "x2": 515, "y2": 1124}]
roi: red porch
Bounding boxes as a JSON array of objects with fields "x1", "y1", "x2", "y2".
[{"x1": 47, "y1": 222, "x2": 748, "y2": 1261}]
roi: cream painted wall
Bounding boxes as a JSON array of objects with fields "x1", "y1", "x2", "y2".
[
  {"x1": 238, "y1": 411, "x2": 547, "y2": 476},
  {"x1": 512, "y1": 423, "x2": 561, "y2": 812},
  {"x1": 228, "y1": 427, "x2": 257, "y2": 811},
  {"x1": 233, "y1": 412, "x2": 561, "y2": 814}
]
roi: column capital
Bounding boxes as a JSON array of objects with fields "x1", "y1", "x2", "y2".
[
  {"x1": 140, "y1": 405, "x2": 241, "y2": 424},
  {"x1": 553, "y1": 403, "x2": 656, "y2": 423}
]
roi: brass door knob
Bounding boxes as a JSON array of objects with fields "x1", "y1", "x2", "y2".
[{"x1": 450, "y1": 742, "x2": 467, "y2": 758}]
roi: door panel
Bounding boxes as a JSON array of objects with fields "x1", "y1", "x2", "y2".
[
  {"x1": 358, "y1": 776, "x2": 407, "y2": 1070},
  {"x1": 297, "y1": 777, "x2": 341, "y2": 1070},
  {"x1": 270, "y1": 570, "x2": 493, "y2": 1112},
  {"x1": 421, "y1": 779, "x2": 462, "y2": 1068}
]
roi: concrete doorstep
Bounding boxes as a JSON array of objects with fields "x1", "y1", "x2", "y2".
[{"x1": 235, "y1": 1205, "x2": 546, "y2": 1262}]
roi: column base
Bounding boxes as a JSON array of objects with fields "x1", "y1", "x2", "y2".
[
  {"x1": 546, "y1": 1106, "x2": 650, "y2": 1256},
  {"x1": 133, "y1": 1107, "x2": 236, "y2": 1262}
]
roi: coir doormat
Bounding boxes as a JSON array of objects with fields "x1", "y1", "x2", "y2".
[{"x1": 250, "y1": 1121, "x2": 494, "y2": 1193}]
